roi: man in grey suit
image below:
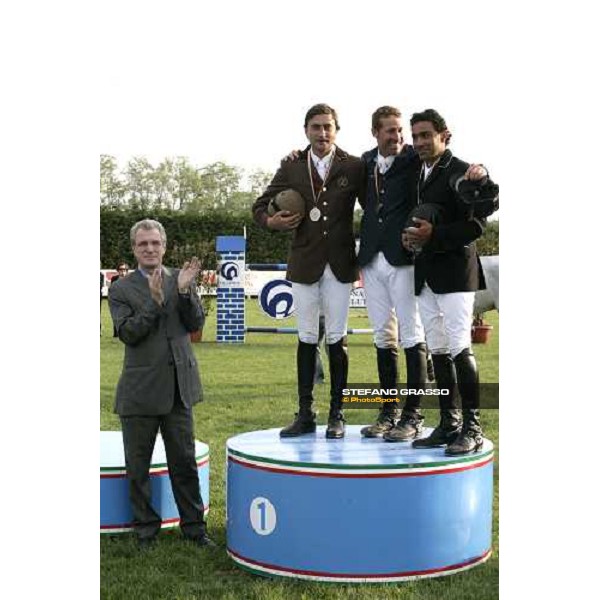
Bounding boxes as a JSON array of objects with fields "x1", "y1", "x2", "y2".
[{"x1": 109, "y1": 218, "x2": 214, "y2": 549}]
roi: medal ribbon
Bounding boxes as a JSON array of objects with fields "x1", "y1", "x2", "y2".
[
  {"x1": 308, "y1": 148, "x2": 335, "y2": 210},
  {"x1": 374, "y1": 164, "x2": 381, "y2": 199}
]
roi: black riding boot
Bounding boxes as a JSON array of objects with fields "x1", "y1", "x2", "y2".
[
  {"x1": 361, "y1": 347, "x2": 401, "y2": 438},
  {"x1": 314, "y1": 346, "x2": 325, "y2": 384},
  {"x1": 413, "y1": 353, "x2": 462, "y2": 448},
  {"x1": 325, "y1": 339, "x2": 348, "y2": 439},
  {"x1": 426, "y1": 351, "x2": 435, "y2": 383},
  {"x1": 280, "y1": 341, "x2": 318, "y2": 437},
  {"x1": 314, "y1": 315, "x2": 326, "y2": 384},
  {"x1": 384, "y1": 342, "x2": 427, "y2": 442},
  {"x1": 446, "y1": 349, "x2": 484, "y2": 455}
]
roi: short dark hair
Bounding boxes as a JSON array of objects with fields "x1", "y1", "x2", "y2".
[
  {"x1": 371, "y1": 106, "x2": 402, "y2": 131},
  {"x1": 304, "y1": 103, "x2": 340, "y2": 130},
  {"x1": 410, "y1": 109, "x2": 452, "y2": 144}
]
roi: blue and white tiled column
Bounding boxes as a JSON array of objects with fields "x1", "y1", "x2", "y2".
[{"x1": 216, "y1": 236, "x2": 246, "y2": 343}]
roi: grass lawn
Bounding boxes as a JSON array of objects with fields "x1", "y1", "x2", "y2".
[{"x1": 100, "y1": 300, "x2": 499, "y2": 600}]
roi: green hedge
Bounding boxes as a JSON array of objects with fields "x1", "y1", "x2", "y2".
[
  {"x1": 100, "y1": 207, "x2": 499, "y2": 268},
  {"x1": 100, "y1": 207, "x2": 293, "y2": 269}
]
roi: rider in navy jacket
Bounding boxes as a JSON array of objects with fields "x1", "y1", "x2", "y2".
[{"x1": 357, "y1": 144, "x2": 419, "y2": 269}]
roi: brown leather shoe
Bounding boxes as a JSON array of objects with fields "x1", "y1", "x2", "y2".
[
  {"x1": 325, "y1": 410, "x2": 345, "y2": 439},
  {"x1": 360, "y1": 407, "x2": 400, "y2": 438},
  {"x1": 280, "y1": 410, "x2": 317, "y2": 437},
  {"x1": 383, "y1": 410, "x2": 424, "y2": 442},
  {"x1": 413, "y1": 409, "x2": 462, "y2": 448}
]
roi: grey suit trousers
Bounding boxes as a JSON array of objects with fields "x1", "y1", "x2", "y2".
[{"x1": 120, "y1": 375, "x2": 206, "y2": 540}]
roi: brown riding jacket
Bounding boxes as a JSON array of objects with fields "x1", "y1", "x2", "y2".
[{"x1": 252, "y1": 146, "x2": 364, "y2": 284}]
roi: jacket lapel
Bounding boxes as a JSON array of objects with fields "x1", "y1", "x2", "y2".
[
  {"x1": 420, "y1": 149, "x2": 453, "y2": 192},
  {"x1": 297, "y1": 147, "x2": 311, "y2": 184},
  {"x1": 162, "y1": 267, "x2": 175, "y2": 306},
  {"x1": 387, "y1": 144, "x2": 417, "y2": 175},
  {"x1": 325, "y1": 147, "x2": 348, "y2": 184},
  {"x1": 131, "y1": 269, "x2": 149, "y2": 291}
]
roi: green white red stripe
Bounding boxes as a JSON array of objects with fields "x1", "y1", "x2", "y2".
[
  {"x1": 227, "y1": 547, "x2": 492, "y2": 582},
  {"x1": 100, "y1": 454, "x2": 209, "y2": 478},
  {"x1": 227, "y1": 448, "x2": 493, "y2": 478},
  {"x1": 100, "y1": 506, "x2": 210, "y2": 534}
]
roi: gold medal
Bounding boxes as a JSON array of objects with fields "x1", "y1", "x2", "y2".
[{"x1": 309, "y1": 207, "x2": 322, "y2": 222}]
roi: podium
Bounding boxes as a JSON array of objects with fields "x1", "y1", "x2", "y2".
[
  {"x1": 100, "y1": 431, "x2": 210, "y2": 534},
  {"x1": 226, "y1": 426, "x2": 493, "y2": 582}
]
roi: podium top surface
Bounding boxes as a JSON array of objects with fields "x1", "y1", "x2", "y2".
[
  {"x1": 226, "y1": 426, "x2": 493, "y2": 473},
  {"x1": 100, "y1": 431, "x2": 208, "y2": 471}
]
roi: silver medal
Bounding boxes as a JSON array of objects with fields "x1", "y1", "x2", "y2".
[{"x1": 309, "y1": 207, "x2": 321, "y2": 222}]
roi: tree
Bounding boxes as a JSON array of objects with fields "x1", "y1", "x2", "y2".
[
  {"x1": 223, "y1": 190, "x2": 256, "y2": 215},
  {"x1": 248, "y1": 169, "x2": 273, "y2": 196},
  {"x1": 152, "y1": 158, "x2": 176, "y2": 209},
  {"x1": 172, "y1": 158, "x2": 204, "y2": 211},
  {"x1": 99, "y1": 156, "x2": 272, "y2": 214},
  {"x1": 197, "y1": 162, "x2": 243, "y2": 210},
  {"x1": 124, "y1": 157, "x2": 156, "y2": 209},
  {"x1": 100, "y1": 155, "x2": 125, "y2": 206}
]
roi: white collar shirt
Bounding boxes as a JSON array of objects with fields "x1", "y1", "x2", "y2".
[
  {"x1": 309, "y1": 146, "x2": 336, "y2": 180},
  {"x1": 421, "y1": 157, "x2": 442, "y2": 182},
  {"x1": 377, "y1": 152, "x2": 396, "y2": 175}
]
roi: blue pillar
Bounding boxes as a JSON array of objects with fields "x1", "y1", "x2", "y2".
[{"x1": 216, "y1": 236, "x2": 246, "y2": 344}]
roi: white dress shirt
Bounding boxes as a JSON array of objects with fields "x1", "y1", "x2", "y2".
[{"x1": 309, "y1": 146, "x2": 336, "y2": 180}]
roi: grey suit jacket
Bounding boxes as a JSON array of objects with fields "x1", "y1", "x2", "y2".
[{"x1": 108, "y1": 267, "x2": 205, "y2": 416}]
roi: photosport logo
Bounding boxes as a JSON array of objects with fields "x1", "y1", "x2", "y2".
[
  {"x1": 259, "y1": 280, "x2": 295, "y2": 319},
  {"x1": 220, "y1": 261, "x2": 240, "y2": 281}
]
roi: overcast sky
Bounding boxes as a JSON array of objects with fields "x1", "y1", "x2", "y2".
[{"x1": 100, "y1": 1, "x2": 510, "y2": 186}]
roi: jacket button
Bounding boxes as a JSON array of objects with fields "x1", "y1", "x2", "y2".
[
  {"x1": 323, "y1": 216, "x2": 328, "y2": 221},
  {"x1": 324, "y1": 231, "x2": 328, "y2": 236},
  {"x1": 378, "y1": 218, "x2": 383, "y2": 224}
]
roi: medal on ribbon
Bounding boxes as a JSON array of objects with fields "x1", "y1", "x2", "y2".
[{"x1": 307, "y1": 149, "x2": 335, "y2": 222}]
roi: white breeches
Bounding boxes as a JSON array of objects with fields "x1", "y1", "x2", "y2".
[
  {"x1": 417, "y1": 284, "x2": 475, "y2": 357},
  {"x1": 362, "y1": 252, "x2": 425, "y2": 349},
  {"x1": 292, "y1": 264, "x2": 352, "y2": 344}
]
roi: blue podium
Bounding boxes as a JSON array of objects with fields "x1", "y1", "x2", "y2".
[
  {"x1": 226, "y1": 426, "x2": 493, "y2": 582},
  {"x1": 100, "y1": 431, "x2": 210, "y2": 534}
]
